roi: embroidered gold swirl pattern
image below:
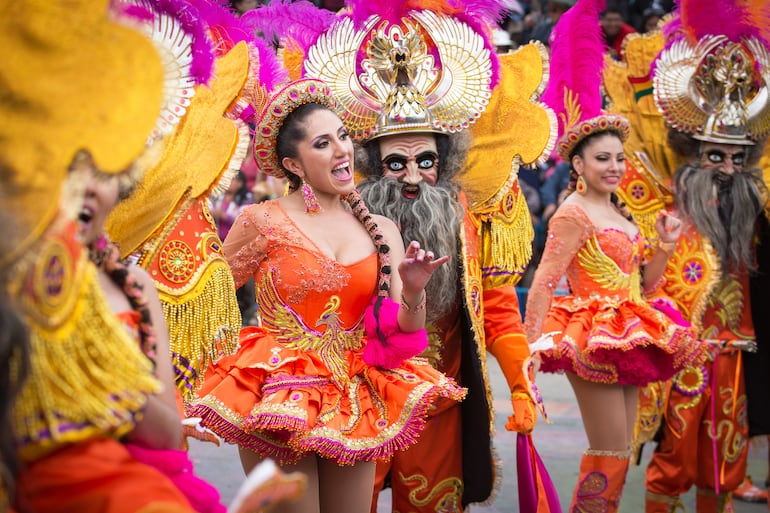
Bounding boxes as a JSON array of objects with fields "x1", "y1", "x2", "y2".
[
  {"x1": 663, "y1": 231, "x2": 720, "y2": 333},
  {"x1": 256, "y1": 270, "x2": 364, "y2": 387},
  {"x1": 577, "y1": 236, "x2": 643, "y2": 303},
  {"x1": 400, "y1": 472, "x2": 463, "y2": 512},
  {"x1": 703, "y1": 277, "x2": 745, "y2": 340},
  {"x1": 704, "y1": 384, "x2": 747, "y2": 464}
]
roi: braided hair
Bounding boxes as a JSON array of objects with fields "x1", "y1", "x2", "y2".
[
  {"x1": 275, "y1": 102, "x2": 397, "y2": 339},
  {"x1": 89, "y1": 238, "x2": 158, "y2": 367},
  {"x1": 346, "y1": 189, "x2": 399, "y2": 347}
]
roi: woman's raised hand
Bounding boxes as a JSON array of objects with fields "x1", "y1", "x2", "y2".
[
  {"x1": 655, "y1": 210, "x2": 683, "y2": 243},
  {"x1": 398, "y1": 241, "x2": 449, "y2": 296}
]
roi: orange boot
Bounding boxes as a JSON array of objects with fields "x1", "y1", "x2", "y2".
[
  {"x1": 570, "y1": 449, "x2": 631, "y2": 513},
  {"x1": 695, "y1": 488, "x2": 733, "y2": 513},
  {"x1": 645, "y1": 491, "x2": 685, "y2": 513}
]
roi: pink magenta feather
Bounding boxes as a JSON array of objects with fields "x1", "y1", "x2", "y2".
[
  {"x1": 188, "y1": 0, "x2": 254, "y2": 50},
  {"x1": 155, "y1": 0, "x2": 216, "y2": 84},
  {"x1": 363, "y1": 296, "x2": 428, "y2": 370},
  {"x1": 660, "y1": 0, "x2": 770, "y2": 66},
  {"x1": 118, "y1": 0, "x2": 215, "y2": 84},
  {"x1": 347, "y1": 0, "x2": 411, "y2": 27},
  {"x1": 188, "y1": 0, "x2": 288, "y2": 97},
  {"x1": 541, "y1": 0, "x2": 607, "y2": 137},
  {"x1": 241, "y1": 0, "x2": 336, "y2": 55},
  {"x1": 677, "y1": 0, "x2": 746, "y2": 43}
]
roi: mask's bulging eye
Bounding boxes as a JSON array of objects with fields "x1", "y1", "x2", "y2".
[
  {"x1": 417, "y1": 151, "x2": 438, "y2": 169},
  {"x1": 705, "y1": 149, "x2": 745, "y2": 167},
  {"x1": 383, "y1": 157, "x2": 407, "y2": 172},
  {"x1": 707, "y1": 150, "x2": 726, "y2": 164}
]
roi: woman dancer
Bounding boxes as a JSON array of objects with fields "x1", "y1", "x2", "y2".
[
  {"x1": 75, "y1": 145, "x2": 309, "y2": 513},
  {"x1": 524, "y1": 119, "x2": 702, "y2": 511},
  {"x1": 190, "y1": 79, "x2": 466, "y2": 513}
]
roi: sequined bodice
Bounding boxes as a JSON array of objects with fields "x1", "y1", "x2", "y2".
[
  {"x1": 225, "y1": 200, "x2": 378, "y2": 347},
  {"x1": 567, "y1": 228, "x2": 643, "y2": 302},
  {"x1": 524, "y1": 203, "x2": 645, "y2": 342}
]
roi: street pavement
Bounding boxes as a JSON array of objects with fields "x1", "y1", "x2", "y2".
[{"x1": 189, "y1": 363, "x2": 768, "y2": 512}]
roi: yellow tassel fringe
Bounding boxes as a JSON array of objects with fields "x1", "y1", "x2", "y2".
[
  {"x1": 13, "y1": 263, "x2": 160, "y2": 462},
  {"x1": 159, "y1": 264, "x2": 241, "y2": 399}
]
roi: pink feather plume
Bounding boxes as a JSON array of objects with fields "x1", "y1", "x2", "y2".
[
  {"x1": 347, "y1": 0, "x2": 412, "y2": 27},
  {"x1": 664, "y1": 0, "x2": 770, "y2": 48},
  {"x1": 541, "y1": 0, "x2": 607, "y2": 138},
  {"x1": 241, "y1": 0, "x2": 336, "y2": 55},
  {"x1": 118, "y1": 0, "x2": 216, "y2": 85},
  {"x1": 188, "y1": 0, "x2": 288, "y2": 102}
]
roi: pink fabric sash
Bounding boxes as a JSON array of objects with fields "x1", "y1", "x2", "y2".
[{"x1": 517, "y1": 433, "x2": 562, "y2": 512}]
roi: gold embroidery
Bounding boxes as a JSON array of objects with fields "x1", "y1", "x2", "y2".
[
  {"x1": 422, "y1": 321, "x2": 445, "y2": 368},
  {"x1": 705, "y1": 277, "x2": 746, "y2": 340},
  {"x1": 257, "y1": 270, "x2": 363, "y2": 387},
  {"x1": 703, "y1": 384, "x2": 747, "y2": 464},
  {"x1": 400, "y1": 472, "x2": 463, "y2": 513},
  {"x1": 577, "y1": 235, "x2": 643, "y2": 303},
  {"x1": 663, "y1": 229, "x2": 720, "y2": 334}
]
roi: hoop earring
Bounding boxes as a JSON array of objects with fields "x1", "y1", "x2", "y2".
[
  {"x1": 576, "y1": 175, "x2": 587, "y2": 195},
  {"x1": 302, "y1": 180, "x2": 322, "y2": 215}
]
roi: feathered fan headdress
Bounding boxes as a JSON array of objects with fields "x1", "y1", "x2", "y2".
[
  {"x1": 654, "y1": 0, "x2": 770, "y2": 145},
  {"x1": 541, "y1": 0, "x2": 629, "y2": 161},
  {"x1": 249, "y1": 0, "x2": 508, "y2": 140}
]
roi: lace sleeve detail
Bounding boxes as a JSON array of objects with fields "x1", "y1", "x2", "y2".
[
  {"x1": 223, "y1": 203, "x2": 268, "y2": 288},
  {"x1": 523, "y1": 204, "x2": 592, "y2": 342}
]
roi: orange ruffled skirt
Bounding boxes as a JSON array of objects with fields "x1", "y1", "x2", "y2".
[
  {"x1": 539, "y1": 296, "x2": 703, "y2": 386},
  {"x1": 189, "y1": 326, "x2": 466, "y2": 465}
]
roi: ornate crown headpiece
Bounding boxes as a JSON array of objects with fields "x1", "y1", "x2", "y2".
[
  {"x1": 250, "y1": 0, "x2": 506, "y2": 141},
  {"x1": 253, "y1": 79, "x2": 337, "y2": 178},
  {"x1": 653, "y1": 1, "x2": 770, "y2": 146},
  {"x1": 541, "y1": 0, "x2": 630, "y2": 161}
]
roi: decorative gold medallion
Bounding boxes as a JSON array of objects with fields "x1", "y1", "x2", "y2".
[{"x1": 158, "y1": 239, "x2": 196, "y2": 284}]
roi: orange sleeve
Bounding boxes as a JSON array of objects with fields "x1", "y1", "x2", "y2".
[
  {"x1": 222, "y1": 203, "x2": 268, "y2": 288},
  {"x1": 523, "y1": 204, "x2": 590, "y2": 343}
]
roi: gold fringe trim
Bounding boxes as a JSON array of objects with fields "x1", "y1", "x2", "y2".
[
  {"x1": 13, "y1": 263, "x2": 160, "y2": 462},
  {"x1": 160, "y1": 264, "x2": 241, "y2": 399},
  {"x1": 484, "y1": 190, "x2": 534, "y2": 286}
]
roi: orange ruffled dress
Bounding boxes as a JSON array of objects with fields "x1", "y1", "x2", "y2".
[
  {"x1": 189, "y1": 201, "x2": 466, "y2": 465},
  {"x1": 524, "y1": 204, "x2": 703, "y2": 386}
]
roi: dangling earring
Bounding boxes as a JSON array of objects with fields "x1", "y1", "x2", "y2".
[
  {"x1": 576, "y1": 175, "x2": 587, "y2": 195},
  {"x1": 302, "y1": 179, "x2": 322, "y2": 215}
]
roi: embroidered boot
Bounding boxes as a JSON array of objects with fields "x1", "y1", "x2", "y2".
[
  {"x1": 645, "y1": 491, "x2": 685, "y2": 513},
  {"x1": 570, "y1": 449, "x2": 631, "y2": 513}
]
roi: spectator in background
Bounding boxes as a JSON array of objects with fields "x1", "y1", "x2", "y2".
[
  {"x1": 211, "y1": 170, "x2": 254, "y2": 242},
  {"x1": 251, "y1": 173, "x2": 286, "y2": 203},
  {"x1": 210, "y1": 170, "x2": 257, "y2": 323},
  {"x1": 229, "y1": 0, "x2": 259, "y2": 16},
  {"x1": 493, "y1": 28, "x2": 516, "y2": 53},
  {"x1": 601, "y1": 6, "x2": 636, "y2": 60},
  {"x1": 628, "y1": 0, "x2": 674, "y2": 33},
  {"x1": 639, "y1": 5, "x2": 665, "y2": 33},
  {"x1": 522, "y1": 0, "x2": 575, "y2": 47},
  {"x1": 539, "y1": 159, "x2": 571, "y2": 223}
]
